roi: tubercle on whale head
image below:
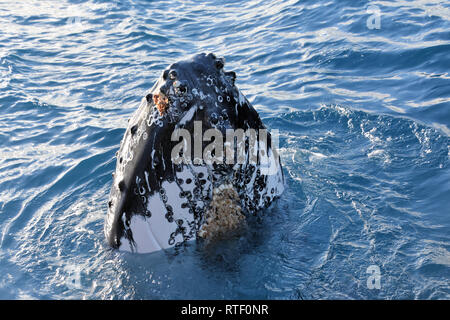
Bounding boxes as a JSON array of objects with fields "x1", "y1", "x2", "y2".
[{"x1": 149, "y1": 52, "x2": 237, "y2": 116}]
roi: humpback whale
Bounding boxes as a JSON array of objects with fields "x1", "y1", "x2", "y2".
[{"x1": 105, "y1": 53, "x2": 284, "y2": 253}]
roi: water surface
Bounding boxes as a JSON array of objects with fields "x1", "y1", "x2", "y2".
[{"x1": 0, "y1": 0, "x2": 449, "y2": 299}]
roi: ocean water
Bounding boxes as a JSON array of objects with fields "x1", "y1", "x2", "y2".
[{"x1": 0, "y1": 0, "x2": 449, "y2": 299}]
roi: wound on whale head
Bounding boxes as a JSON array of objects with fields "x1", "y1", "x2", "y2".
[{"x1": 105, "y1": 52, "x2": 285, "y2": 254}]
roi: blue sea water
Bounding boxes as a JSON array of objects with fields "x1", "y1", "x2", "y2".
[{"x1": 0, "y1": 0, "x2": 449, "y2": 299}]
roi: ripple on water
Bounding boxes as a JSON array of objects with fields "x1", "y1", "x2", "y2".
[{"x1": 0, "y1": 0, "x2": 449, "y2": 299}]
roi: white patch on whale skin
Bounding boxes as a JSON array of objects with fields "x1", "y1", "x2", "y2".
[
  {"x1": 119, "y1": 236, "x2": 132, "y2": 252},
  {"x1": 146, "y1": 193, "x2": 177, "y2": 249},
  {"x1": 176, "y1": 167, "x2": 196, "y2": 193},
  {"x1": 265, "y1": 166, "x2": 284, "y2": 196},
  {"x1": 162, "y1": 181, "x2": 192, "y2": 223},
  {"x1": 190, "y1": 165, "x2": 208, "y2": 179},
  {"x1": 243, "y1": 138, "x2": 260, "y2": 202},
  {"x1": 119, "y1": 179, "x2": 204, "y2": 253},
  {"x1": 175, "y1": 164, "x2": 210, "y2": 212},
  {"x1": 259, "y1": 145, "x2": 284, "y2": 206},
  {"x1": 119, "y1": 215, "x2": 161, "y2": 254}
]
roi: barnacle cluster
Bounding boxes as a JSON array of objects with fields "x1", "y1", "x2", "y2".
[
  {"x1": 198, "y1": 183, "x2": 246, "y2": 241},
  {"x1": 153, "y1": 93, "x2": 169, "y2": 115}
]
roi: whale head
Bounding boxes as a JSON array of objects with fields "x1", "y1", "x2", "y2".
[{"x1": 105, "y1": 53, "x2": 284, "y2": 253}]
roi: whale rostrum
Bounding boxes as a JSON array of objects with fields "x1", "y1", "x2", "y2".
[{"x1": 105, "y1": 53, "x2": 285, "y2": 253}]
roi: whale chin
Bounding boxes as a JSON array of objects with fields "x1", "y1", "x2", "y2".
[{"x1": 105, "y1": 53, "x2": 285, "y2": 253}]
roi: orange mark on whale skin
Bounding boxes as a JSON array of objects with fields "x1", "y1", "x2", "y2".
[{"x1": 153, "y1": 93, "x2": 169, "y2": 115}]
